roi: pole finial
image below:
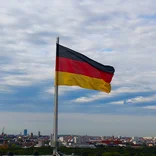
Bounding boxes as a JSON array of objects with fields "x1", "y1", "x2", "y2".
[{"x1": 56, "y1": 37, "x2": 59, "y2": 44}]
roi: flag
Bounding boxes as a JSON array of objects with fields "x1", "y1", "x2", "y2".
[{"x1": 55, "y1": 44, "x2": 115, "y2": 93}]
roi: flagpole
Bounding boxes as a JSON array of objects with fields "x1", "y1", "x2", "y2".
[{"x1": 53, "y1": 37, "x2": 59, "y2": 155}]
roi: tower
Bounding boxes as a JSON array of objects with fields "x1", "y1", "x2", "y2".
[
  {"x1": 38, "y1": 131, "x2": 41, "y2": 137},
  {"x1": 30, "y1": 132, "x2": 33, "y2": 138},
  {"x1": 24, "y1": 129, "x2": 27, "y2": 136}
]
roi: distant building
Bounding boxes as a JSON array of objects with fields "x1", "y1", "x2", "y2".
[
  {"x1": 38, "y1": 131, "x2": 40, "y2": 137},
  {"x1": 38, "y1": 140, "x2": 44, "y2": 147},
  {"x1": 118, "y1": 135, "x2": 121, "y2": 139},
  {"x1": 50, "y1": 134, "x2": 54, "y2": 147},
  {"x1": 24, "y1": 129, "x2": 27, "y2": 136},
  {"x1": 74, "y1": 136, "x2": 81, "y2": 144},
  {"x1": 131, "y1": 136, "x2": 143, "y2": 145},
  {"x1": 59, "y1": 136, "x2": 64, "y2": 142},
  {"x1": 30, "y1": 132, "x2": 33, "y2": 138}
]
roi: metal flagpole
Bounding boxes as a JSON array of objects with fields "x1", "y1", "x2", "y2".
[{"x1": 53, "y1": 37, "x2": 59, "y2": 155}]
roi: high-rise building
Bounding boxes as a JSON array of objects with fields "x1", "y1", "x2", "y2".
[
  {"x1": 38, "y1": 131, "x2": 40, "y2": 137},
  {"x1": 24, "y1": 129, "x2": 27, "y2": 136},
  {"x1": 74, "y1": 136, "x2": 81, "y2": 144},
  {"x1": 30, "y1": 132, "x2": 33, "y2": 138}
]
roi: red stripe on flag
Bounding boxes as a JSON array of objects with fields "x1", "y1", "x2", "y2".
[{"x1": 56, "y1": 57, "x2": 113, "y2": 83}]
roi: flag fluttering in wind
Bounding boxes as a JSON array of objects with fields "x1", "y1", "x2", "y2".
[{"x1": 55, "y1": 44, "x2": 115, "y2": 93}]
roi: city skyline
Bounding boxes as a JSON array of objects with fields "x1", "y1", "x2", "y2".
[
  {"x1": 0, "y1": 112, "x2": 156, "y2": 137},
  {"x1": 0, "y1": 0, "x2": 156, "y2": 136}
]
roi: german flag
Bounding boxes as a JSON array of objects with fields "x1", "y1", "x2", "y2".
[{"x1": 55, "y1": 44, "x2": 115, "y2": 93}]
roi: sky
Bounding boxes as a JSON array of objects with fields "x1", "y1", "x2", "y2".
[{"x1": 0, "y1": 0, "x2": 156, "y2": 137}]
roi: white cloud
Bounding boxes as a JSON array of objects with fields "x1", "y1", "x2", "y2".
[
  {"x1": 143, "y1": 106, "x2": 156, "y2": 110},
  {"x1": 72, "y1": 86, "x2": 153, "y2": 103},
  {"x1": 0, "y1": 12, "x2": 17, "y2": 25},
  {"x1": 0, "y1": 86, "x2": 13, "y2": 93},
  {"x1": 71, "y1": 92, "x2": 110, "y2": 103},
  {"x1": 109, "y1": 101, "x2": 124, "y2": 105},
  {"x1": 126, "y1": 95, "x2": 156, "y2": 104},
  {"x1": 0, "y1": 0, "x2": 156, "y2": 115}
]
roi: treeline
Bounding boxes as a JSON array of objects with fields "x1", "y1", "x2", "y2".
[
  {"x1": 0, "y1": 146, "x2": 156, "y2": 155},
  {"x1": 60, "y1": 146, "x2": 156, "y2": 156}
]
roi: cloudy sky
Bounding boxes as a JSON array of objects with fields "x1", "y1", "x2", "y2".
[{"x1": 0, "y1": 0, "x2": 156, "y2": 137}]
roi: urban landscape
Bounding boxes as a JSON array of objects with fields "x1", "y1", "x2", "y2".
[{"x1": 0, "y1": 129, "x2": 156, "y2": 155}]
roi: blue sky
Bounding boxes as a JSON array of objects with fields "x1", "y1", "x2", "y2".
[{"x1": 0, "y1": 0, "x2": 156, "y2": 136}]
